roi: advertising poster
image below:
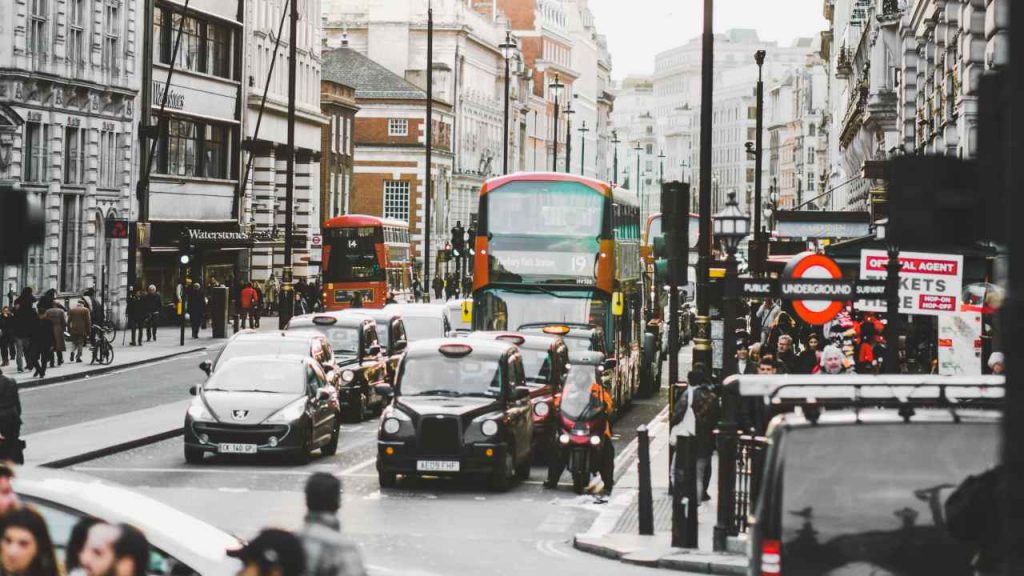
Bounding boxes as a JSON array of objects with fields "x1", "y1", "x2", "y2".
[
  {"x1": 937, "y1": 311, "x2": 983, "y2": 376},
  {"x1": 859, "y1": 250, "x2": 964, "y2": 316}
]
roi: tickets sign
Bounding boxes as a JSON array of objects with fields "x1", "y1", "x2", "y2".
[{"x1": 859, "y1": 250, "x2": 964, "y2": 316}]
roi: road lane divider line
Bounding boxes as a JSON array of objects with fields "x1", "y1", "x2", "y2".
[
  {"x1": 336, "y1": 457, "x2": 377, "y2": 477},
  {"x1": 17, "y1": 347, "x2": 213, "y2": 391}
]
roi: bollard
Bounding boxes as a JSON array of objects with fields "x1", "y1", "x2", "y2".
[
  {"x1": 672, "y1": 435, "x2": 699, "y2": 548},
  {"x1": 637, "y1": 425, "x2": 654, "y2": 535}
]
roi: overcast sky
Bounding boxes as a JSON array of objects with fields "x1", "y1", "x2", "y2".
[{"x1": 588, "y1": 0, "x2": 828, "y2": 79}]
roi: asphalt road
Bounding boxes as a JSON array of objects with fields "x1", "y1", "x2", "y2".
[{"x1": 71, "y1": 385, "x2": 691, "y2": 576}]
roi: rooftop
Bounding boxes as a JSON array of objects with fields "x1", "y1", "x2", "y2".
[{"x1": 321, "y1": 47, "x2": 426, "y2": 101}]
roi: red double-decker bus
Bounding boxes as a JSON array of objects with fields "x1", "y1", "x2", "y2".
[{"x1": 321, "y1": 215, "x2": 411, "y2": 310}]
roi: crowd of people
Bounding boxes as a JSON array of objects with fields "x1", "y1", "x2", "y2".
[
  {"x1": 0, "y1": 287, "x2": 109, "y2": 379},
  {"x1": 0, "y1": 465, "x2": 367, "y2": 576}
]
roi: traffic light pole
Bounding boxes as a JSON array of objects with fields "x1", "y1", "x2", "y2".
[
  {"x1": 693, "y1": 0, "x2": 715, "y2": 376},
  {"x1": 277, "y1": 0, "x2": 298, "y2": 329}
]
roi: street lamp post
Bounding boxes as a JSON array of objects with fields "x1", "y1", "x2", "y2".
[
  {"x1": 277, "y1": 0, "x2": 300, "y2": 328},
  {"x1": 658, "y1": 150, "x2": 666, "y2": 184},
  {"x1": 712, "y1": 191, "x2": 750, "y2": 552},
  {"x1": 578, "y1": 121, "x2": 590, "y2": 176},
  {"x1": 753, "y1": 50, "x2": 766, "y2": 275},
  {"x1": 634, "y1": 142, "x2": 643, "y2": 213},
  {"x1": 564, "y1": 103, "x2": 575, "y2": 173},
  {"x1": 500, "y1": 31, "x2": 517, "y2": 175},
  {"x1": 611, "y1": 131, "x2": 621, "y2": 185},
  {"x1": 549, "y1": 73, "x2": 564, "y2": 172},
  {"x1": 694, "y1": 0, "x2": 715, "y2": 380}
]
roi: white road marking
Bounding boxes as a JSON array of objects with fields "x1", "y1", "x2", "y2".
[
  {"x1": 217, "y1": 487, "x2": 249, "y2": 493},
  {"x1": 72, "y1": 466, "x2": 321, "y2": 476},
  {"x1": 336, "y1": 457, "x2": 376, "y2": 477},
  {"x1": 21, "y1": 351, "x2": 211, "y2": 392},
  {"x1": 535, "y1": 539, "x2": 572, "y2": 559},
  {"x1": 366, "y1": 563, "x2": 444, "y2": 576}
]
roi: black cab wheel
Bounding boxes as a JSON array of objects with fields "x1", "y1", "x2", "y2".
[
  {"x1": 321, "y1": 422, "x2": 340, "y2": 456},
  {"x1": 490, "y1": 448, "x2": 515, "y2": 492},
  {"x1": 515, "y1": 453, "x2": 531, "y2": 480},
  {"x1": 184, "y1": 446, "x2": 204, "y2": 464},
  {"x1": 378, "y1": 470, "x2": 397, "y2": 489}
]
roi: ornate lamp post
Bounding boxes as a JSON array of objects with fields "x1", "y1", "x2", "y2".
[
  {"x1": 611, "y1": 130, "x2": 621, "y2": 184},
  {"x1": 548, "y1": 73, "x2": 565, "y2": 171},
  {"x1": 711, "y1": 191, "x2": 750, "y2": 551},
  {"x1": 658, "y1": 150, "x2": 666, "y2": 184},
  {"x1": 634, "y1": 141, "x2": 644, "y2": 214},
  {"x1": 564, "y1": 102, "x2": 575, "y2": 173},
  {"x1": 499, "y1": 31, "x2": 517, "y2": 175},
  {"x1": 578, "y1": 121, "x2": 590, "y2": 176}
]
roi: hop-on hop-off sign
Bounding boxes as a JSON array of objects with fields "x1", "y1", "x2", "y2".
[{"x1": 858, "y1": 250, "x2": 964, "y2": 316}]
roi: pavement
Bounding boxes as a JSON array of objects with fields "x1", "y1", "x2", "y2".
[{"x1": 571, "y1": 350, "x2": 749, "y2": 574}]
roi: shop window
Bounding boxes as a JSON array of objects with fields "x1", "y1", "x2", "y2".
[{"x1": 383, "y1": 180, "x2": 410, "y2": 222}]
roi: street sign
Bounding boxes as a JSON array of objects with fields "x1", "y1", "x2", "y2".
[
  {"x1": 779, "y1": 278, "x2": 854, "y2": 300},
  {"x1": 783, "y1": 252, "x2": 844, "y2": 325},
  {"x1": 738, "y1": 279, "x2": 775, "y2": 298},
  {"x1": 859, "y1": 250, "x2": 964, "y2": 316},
  {"x1": 311, "y1": 233, "x2": 322, "y2": 247},
  {"x1": 105, "y1": 218, "x2": 129, "y2": 239}
]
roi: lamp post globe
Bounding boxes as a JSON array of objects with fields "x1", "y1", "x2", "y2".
[{"x1": 713, "y1": 191, "x2": 751, "y2": 255}]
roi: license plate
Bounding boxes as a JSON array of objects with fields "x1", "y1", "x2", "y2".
[
  {"x1": 416, "y1": 460, "x2": 459, "y2": 472},
  {"x1": 218, "y1": 443, "x2": 258, "y2": 454}
]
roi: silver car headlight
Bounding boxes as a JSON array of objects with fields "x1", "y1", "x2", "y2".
[
  {"x1": 341, "y1": 370, "x2": 355, "y2": 383},
  {"x1": 382, "y1": 418, "x2": 401, "y2": 435},
  {"x1": 481, "y1": 420, "x2": 499, "y2": 437},
  {"x1": 267, "y1": 398, "x2": 307, "y2": 423},
  {"x1": 187, "y1": 399, "x2": 212, "y2": 421}
]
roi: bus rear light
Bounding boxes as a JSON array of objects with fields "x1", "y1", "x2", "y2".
[{"x1": 761, "y1": 539, "x2": 781, "y2": 575}]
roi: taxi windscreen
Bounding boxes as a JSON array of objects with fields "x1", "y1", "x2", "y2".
[
  {"x1": 289, "y1": 325, "x2": 360, "y2": 355},
  {"x1": 779, "y1": 422, "x2": 1000, "y2": 576},
  {"x1": 520, "y1": 349, "x2": 552, "y2": 385},
  {"x1": 402, "y1": 316, "x2": 445, "y2": 341},
  {"x1": 398, "y1": 356, "x2": 501, "y2": 398}
]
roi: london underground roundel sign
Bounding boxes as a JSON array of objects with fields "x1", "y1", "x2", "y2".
[{"x1": 783, "y1": 252, "x2": 844, "y2": 325}]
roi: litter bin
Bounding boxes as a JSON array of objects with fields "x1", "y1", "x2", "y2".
[{"x1": 209, "y1": 286, "x2": 229, "y2": 338}]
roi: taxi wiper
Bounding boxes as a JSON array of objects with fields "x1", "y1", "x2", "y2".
[{"x1": 411, "y1": 390, "x2": 461, "y2": 397}]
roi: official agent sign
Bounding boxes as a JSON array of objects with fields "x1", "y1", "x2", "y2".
[{"x1": 859, "y1": 250, "x2": 964, "y2": 316}]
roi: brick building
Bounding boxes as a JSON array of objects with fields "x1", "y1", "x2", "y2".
[
  {"x1": 321, "y1": 45, "x2": 454, "y2": 280},
  {"x1": 320, "y1": 80, "x2": 358, "y2": 224}
]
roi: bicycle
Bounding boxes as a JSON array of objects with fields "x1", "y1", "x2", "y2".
[{"x1": 90, "y1": 326, "x2": 115, "y2": 366}]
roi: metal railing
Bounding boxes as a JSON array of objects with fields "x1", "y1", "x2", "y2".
[{"x1": 730, "y1": 434, "x2": 768, "y2": 534}]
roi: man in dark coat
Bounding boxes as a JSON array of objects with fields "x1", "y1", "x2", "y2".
[
  {"x1": 126, "y1": 288, "x2": 144, "y2": 346},
  {"x1": 0, "y1": 366, "x2": 23, "y2": 464},
  {"x1": 187, "y1": 283, "x2": 206, "y2": 339},
  {"x1": 142, "y1": 285, "x2": 162, "y2": 342},
  {"x1": 11, "y1": 289, "x2": 37, "y2": 373},
  {"x1": 27, "y1": 309, "x2": 55, "y2": 378}
]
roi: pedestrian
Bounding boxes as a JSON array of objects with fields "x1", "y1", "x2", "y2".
[
  {"x1": 83, "y1": 288, "x2": 103, "y2": 327},
  {"x1": 987, "y1": 352, "x2": 1004, "y2": 375},
  {"x1": 298, "y1": 473, "x2": 367, "y2": 576},
  {"x1": 0, "y1": 308, "x2": 15, "y2": 368},
  {"x1": 945, "y1": 465, "x2": 1007, "y2": 576},
  {"x1": 126, "y1": 289, "x2": 144, "y2": 347},
  {"x1": 736, "y1": 340, "x2": 758, "y2": 375},
  {"x1": 65, "y1": 517, "x2": 103, "y2": 576},
  {"x1": 775, "y1": 334, "x2": 798, "y2": 375},
  {"x1": 0, "y1": 506, "x2": 61, "y2": 576},
  {"x1": 0, "y1": 366, "x2": 23, "y2": 464},
  {"x1": 77, "y1": 522, "x2": 149, "y2": 576},
  {"x1": 431, "y1": 276, "x2": 443, "y2": 300},
  {"x1": 67, "y1": 300, "x2": 91, "y2": 363},
  {"x1": 765, "y1": 311, "x2": 796, "y2": 354},
  {"x1": 27, "y1": 309, "x2": 55, "y2": 379},
  {"x1": 142, "y1": 285, "x2": 162, "y2": 342},
  {"x1": 816, "y1": 344, "x2": 854, "y2": 375},
  {"x1": 412, "y1": 277, "x2": 422, "y2": 302},
  {"x1": 737, "y1": 356, "x2": 776, "y2": 436},
  {"x1": 253, "y1": 283, "x2": 264, "y2": 327},
  {"x1": 670, "y1": 364, "x2": 719, "y2": 501},
  {"x1": 795, "y1": 333, "x2": 821, "y2": 375},
  {"x1": 44, "y1": 301, "x2": 66, "y2": 368},
  {"x1": 384, "y1": 291, "x2": 397, "y2": 305},
  {"x1": 10, "y1": 289, "x2": 36, "y2": 373},
  {"x1": 757, "y1": 298, "x2": 781, "y2": 345},
  {"x1": 187, "y1": 284, "x2": 206, "y2": 339},
  {"x1": 227, "y1": 529, "x2": 306, "y2": 576},
  {"x1": 306, "y1": 282, "x2": 320, "y2": 313},
  {"x1": 349, "y1": 292, "x2": 363, "y2": 309},
  {"x1": 0, "y1": 464, "x2": 20, "y2": 516},
  {"x1": 240, "y1": 283, "x2": 258, "y2": 329}
]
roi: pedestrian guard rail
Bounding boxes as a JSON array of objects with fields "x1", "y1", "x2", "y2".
[
  {"x1": 731, "y1": 433, "x2": 767, "y2": 535},
  {"x1": 725, "y1": 374, "x2": 1005, "y2": 408}
]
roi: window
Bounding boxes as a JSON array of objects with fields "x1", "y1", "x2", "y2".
[
  {"x1": 203, "y1": 124, "x2": 229, "y2": 179},
  {"x1": 99, "y1": 129, "x2": 119, "y2": 188},
  {"x1": 68, "y1": 0, "x2": 86, "y2": 68},
  {"x1": 60, "y1": 195, "x2": 82, "y2": 292},
  {"x1": 64, "y1": 126, "x2": 84, "y2": 185},
  {"x1": 153, "y1": 7, "x2": 167, "y2": 63},
  {"x1": 388, "y1": 119, "x2": 408, "y2": 137},
  {"x1": 25, "y1": 122, "x2": 49, "y2": 183},
  {"x1": 808, "y1": 123, "x2": 816, "y2": 136},
  {"x1": 155, "y1": 117, "x2": 231, "y2": 179},
  {"x1": 206, "y1": 21, "x2": 231, "y2": 78},
  {"x1": 162, "y1": 118, "x2": 197, "y2": 177},
  {"x1": 102, "y1": 1, "x2": 121, "y2": 73},
  {"x1": 383, "y1": 180, "x2": 410, "y2": 221},
  {"x1": 28, "y1": 0, "x2": 48, "y2": 57}
]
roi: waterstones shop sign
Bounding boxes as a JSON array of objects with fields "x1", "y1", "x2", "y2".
[{"x1": 183, "y1": 228, "x2": 281, "y2": 246}]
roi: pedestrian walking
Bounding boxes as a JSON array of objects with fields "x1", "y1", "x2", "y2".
[
  {"x1": 816, "y1": 345, "x2": 854, "y2": 375},
  {"x1": 142, "y1": 285, "x2": 161, "y2": 342},
  {"x1": 27, "y1": 309, "x2": 55, "y2": 379},
  {"x1": 44, "y1": 301, "x2": 67, "y2": 367},
  {"x1": 65, "y1": 517, "x2": 103, "y2": 576},
  {"x1": 670, "y1": 364, "x2": 719, "y2": 501},
  {"x1": 126, "y1": 288, "x2": 145, "y2": 346},
  {"x1": 431, "y1": 276, "x2": 443, "y2": 300},
  {"x1": 83, "y1": 287, "x2": 103, "y2": 326},
  {"x1": 796, "y1": 333, "x2": 821, "y2": 374},
  {"x1": 0, "y1": 307, "x2": 15, "y2": 368},
  {"x1": 240, "y1": 283, "x2": 259, "y2": 329},
  {"x1": 228, "y1": 529, "x2": 306, "y2": 576},
  {"x1": 187, "y1": 283, "x2": 206, "y2": 339},
  {"x1": 298, "y1": 473, "x2": 367, "y2": 576},
  {"x1": 0, "y1": 365, "x2": 23, "y2": 464},
  {"x1": 68, "y1": 300, "x2": 91, "y2": 363},
  {"x1": 757, "y1": 298, "x2": 781, "y2": 345},
  {"x1": 0, "y1": 507, "x2": 60, "y2": 576},
  {"x1": 10, "y1": 289, "x2": 36, "y2": 373},
  {"x1": 253, "y1": 283, "x2": 264, "y2": 327},
  {"x1": 412, "y1": 277, "x2": 422, "y2": 302},
  {"x1": 775, "y1": 334, "x2": 799, "y2": 375}
]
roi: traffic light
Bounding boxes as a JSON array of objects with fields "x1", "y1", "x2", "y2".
[
  {"x1": 660, "y1": 182, "x2": 690, "y2": 286},
  {"x1": 467, "y1": 223, "x2": 477, "y2": 256},
  {"x1": 0, "y1": 183, "x2": 44, "y2": 266},
  {"x1": 450, "y1": 221, "x2": 466, "y2": 257}
]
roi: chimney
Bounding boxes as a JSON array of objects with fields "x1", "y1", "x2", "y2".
[{"x1": 470, "y1": 0, "x2": 495, "y2": 19}]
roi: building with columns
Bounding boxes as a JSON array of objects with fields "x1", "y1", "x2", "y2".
[
  {"x1": 243, "y1": 0, "x2": 326, "y2": 285},
  {"x1": 0, "y1": 0, "x2": 140, "y2": 319}
]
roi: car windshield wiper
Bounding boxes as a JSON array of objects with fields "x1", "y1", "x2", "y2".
[
  {"x1": 411, "y1": 390, "x2": 462, "y2": 397},
  {"x1": 246, "y1": 389, "x2": 288, "y2": 394},
  {"x1": 461, "y1": 392, "x2": 499, "y2": 398}
]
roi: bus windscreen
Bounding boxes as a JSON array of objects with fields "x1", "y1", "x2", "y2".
[{"x1": 323, "y1": 227, "x2": 384, "y2": 283}]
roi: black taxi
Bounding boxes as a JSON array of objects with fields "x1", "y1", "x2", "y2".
[
  {"x1": 286, "y1": 313, "x2": 388, "y2": 422},
  {"x1": 350, "y1": 308, "x2": 409, "y2": 383},
  {"x1": 466, "y1": 332, "x2": 568, "y2": 461},
  {"x1": 375, "y1": 339, "x2": 533, "y2": 491}
]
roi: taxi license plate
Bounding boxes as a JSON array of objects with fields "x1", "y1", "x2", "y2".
[
  {"x1": 218, "y1": 443, "x2": 258, "y2": 454},
  {"x1": 416, "y1": 460, "x2": 459, "y2": 472}
]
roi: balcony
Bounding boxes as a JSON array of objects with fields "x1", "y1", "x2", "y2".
[
  {"x1": 836, "y1": 47, "x2": 853, "y2": 79},
  {"x1": 839, "y1": 79, "x2": 869, "y2": 149}
]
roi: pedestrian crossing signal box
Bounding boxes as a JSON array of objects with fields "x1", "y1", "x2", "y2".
[
  {"x1": 612, "y1": 292, "x2": 625, "y2": 316},
  {"x1": 461, "y1": 301, "x2": 473, "y2": 324}
]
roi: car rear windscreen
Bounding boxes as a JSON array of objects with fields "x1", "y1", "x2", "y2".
[{"x1": 780, "y1": 422, "x2": 999, "y2": 576}]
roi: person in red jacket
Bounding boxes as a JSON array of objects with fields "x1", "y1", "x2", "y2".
[{"x1": 240, "y1": 283, "x2": 259, "y2": 329}]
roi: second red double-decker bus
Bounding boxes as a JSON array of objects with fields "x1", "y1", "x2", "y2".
[{"x1": 321, "y1": 214, "x2": 411, "y2": 310}]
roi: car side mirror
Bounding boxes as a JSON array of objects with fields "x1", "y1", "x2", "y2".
[
  {"x1": 394, "y1": 340, "x2": 408, "y2": 353},
  {"x1": 322, "y1": 363, "x2": 336, "y2": 373},
  {"x1": 199, "y1": 360, "x2": 212, "y2": 376},
  {"x1": 367, "y1": 344, "x2": 382, "y2": 357},
  {"x1": 189, "y1": 385, "x2": 197, "y2": 396},
  {"x1": 513, "y1": 386, "x2": 530, "y2": 401},
  {"x1": 375, "y1": 383, "x2": 394, "y2": 397},
  {"x1": 603, "y1": 358, "x2": 618, "y2": 370},
  {"x1": 317, "y1": 388, "x2": 331, "y2": 401}
]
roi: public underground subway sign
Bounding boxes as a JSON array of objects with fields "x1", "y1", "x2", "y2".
[
  {"x1": 859, "y1": 250, "x2": 964, "y2": 316},
  {"x1": 781, "y1": 252, "x2": 845, "y2": 325}
]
